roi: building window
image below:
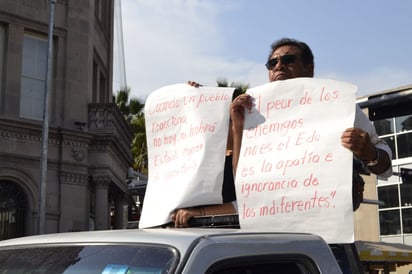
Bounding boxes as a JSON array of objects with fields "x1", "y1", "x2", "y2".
[
  {"x1": 0, "y1": 25, "x2": 5, "y2": 105},
  {"x1": 374, "y1": 118, "x2": 394, "y2": 136},
  {"x1": 375, "y1": 110, "x2": 412, "y2": 239},
  {"x1": 95, "y1": 0, "x2": 110, "y2": 33},
  {"x1": 20, "y1": 33, "x2": 48, "y2": 120},
  {"x1": 379, "y1": 209, "x2": 401, "y2": 235},
  {"x1": 92, "y1": 60, "x2": 98, "y2": 102},
  {"x1": 397, "y1": 115, "x2": 412, "y2": 132},
  {"x1": 92, "y1": 54, "x2": 108, "y2": 104},
  {"x1": 400, "y1": 181, "x2": 412, "y2": 206},
  {"x1": 99, "y1": 70, "x2": 107, "y2": 102},
  {"x1": 94, "y1": 0, "x2": 102, "y2": 19},
  {"x1": 397, "y1": 133, "x2": 412, "y2": 159},
  {"x1": 375, "y1": 114, "x2": 412, "y2": 161},
  {"x1": 402, "y1": 208, "x2": 412, "y2": 234},
  {"x1": 378, "y1": 184, "x2": 400, "y2": 209}
]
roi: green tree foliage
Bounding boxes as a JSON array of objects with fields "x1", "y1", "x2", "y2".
[
  {"x1": 114, "y1": 87, "x2": 148, "y2": 174},
  {"x1": 216, "y1": 78, "x2": 249, "y2": 100}
]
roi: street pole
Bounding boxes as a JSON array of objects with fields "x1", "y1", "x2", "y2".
[{"x1": 39, "y1": 0, "x2": 56, "y2": 235}]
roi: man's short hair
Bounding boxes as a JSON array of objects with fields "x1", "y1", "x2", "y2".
[{"x1": 268, "y1": 38, "x2": 314, "y2": 67}]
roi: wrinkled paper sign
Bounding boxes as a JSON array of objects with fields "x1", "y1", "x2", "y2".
[
  {"x1": 139, "y1": 84, "x2": 235, "y2": 228},
  {"x1": 235, "y1": 78, "x2": 357, "y2": 243}
]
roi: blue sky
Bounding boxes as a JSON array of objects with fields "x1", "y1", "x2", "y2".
[{"x1": 121, "y1": 0, "x2": 412, "y2": 101}]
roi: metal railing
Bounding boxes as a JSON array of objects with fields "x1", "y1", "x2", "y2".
[{"x1": 0, "y1": 207, "x2": 25, "y2": 240}]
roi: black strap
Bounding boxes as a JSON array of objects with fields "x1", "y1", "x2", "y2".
[{"x1": 188, "y1": 214, "x2": 240, "y2": 228}]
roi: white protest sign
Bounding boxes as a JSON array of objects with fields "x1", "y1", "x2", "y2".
[
  {"x1": 139, "y1": 84, "x2": 235, "y2": 228},
  {"x1": 236, "y1": 78, "x2": 357, "y2": 243}
]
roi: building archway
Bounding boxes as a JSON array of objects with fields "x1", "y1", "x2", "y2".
[{"x1": 0, "y1": 180, "x2": 28, "y2": 240}]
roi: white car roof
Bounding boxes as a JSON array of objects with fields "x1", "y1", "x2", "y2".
[
  {"x1": 0, "y1": 228, "x2": 342, "y2": 273},
  {"x1": 0, "y1": 228, "x2": 324, "y2": 256}
]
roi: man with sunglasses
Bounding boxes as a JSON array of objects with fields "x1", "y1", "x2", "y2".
[
  {"x1": 231, "y1": 37, "x2": 392, "y2": 183},
  {"x1": 172, "y1": 38, "x2": 392, "y2": 227}
]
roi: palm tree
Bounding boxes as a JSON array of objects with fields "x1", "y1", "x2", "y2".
[
  {"x1": 130, "y1": 112, "x2": 148, "y2": 174},
  {"x1": 114, "y1": 87, "x2": 148, "y2": 174},
  {"x1": 115, "y1": 87, "x2": 145, "y2": 122},
  {"x1": 216, "y1": 78, "x2": 249, "y2": 100}
]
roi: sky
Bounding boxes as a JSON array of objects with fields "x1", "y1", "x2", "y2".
[{"x1": 120, "y1": 0, "x2": 412, "y2": 102}]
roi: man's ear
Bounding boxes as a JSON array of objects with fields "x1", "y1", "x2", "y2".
[{"x1": 304, "y1": 64, "x2": 314, "y2": 77}]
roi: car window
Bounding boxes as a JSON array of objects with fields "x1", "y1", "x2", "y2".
[
  {"x1": 206, "y1": 254, "x2": 320, "y2": 274},
  {"x1": 0, "y1": 244, "x2": 178, "y2": 274},
  {"x1": 329, "y1": 243, "x2": 363, "y2": 274}
]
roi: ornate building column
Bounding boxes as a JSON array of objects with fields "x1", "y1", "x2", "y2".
[
  {"x1": 114, "y1": 193, "x2": 126, "y2": 229},
  {"x1": 59, "y1": 172, "x2": 89, "y2": 232},
  {"x1": 94, "y1": 176, "x2": 110, "y2": 230}
]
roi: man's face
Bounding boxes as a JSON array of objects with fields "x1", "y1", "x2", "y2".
[{"x1": 267, "y1": 45, "x2": 314, "y2": 82}]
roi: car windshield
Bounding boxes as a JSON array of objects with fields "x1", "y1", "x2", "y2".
[{"x1": 0, "y1": 243, "x2": 178, "y2": 274}]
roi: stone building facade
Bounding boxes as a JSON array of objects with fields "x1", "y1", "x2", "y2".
[{"x1": 0, "y1": 0, "x2": 133, "y2": 239}]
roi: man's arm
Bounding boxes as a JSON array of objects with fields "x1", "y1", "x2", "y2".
[
  {"x1": 230, "y1": 94, "x2": 253, "y2": 175},
  {"x1": 232, "y1": 121, "x2": 243, "y2": 176},
  {"x1": 367, "y1": 147, "x2": 392, "y2": 175},
  {"x1": 341, "y1": 127, "x2": 392, "y2": 176},
  {"x1": 349, "y1": 105, "x2": 393, "y2": 177},
  {"x1": 170, "y1": 202, "x2": 236, "y2": 228}
]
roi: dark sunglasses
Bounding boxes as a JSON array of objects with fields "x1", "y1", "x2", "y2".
[{"x1": 265, "y1": 54, "x2": 297, "y2": 70}]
